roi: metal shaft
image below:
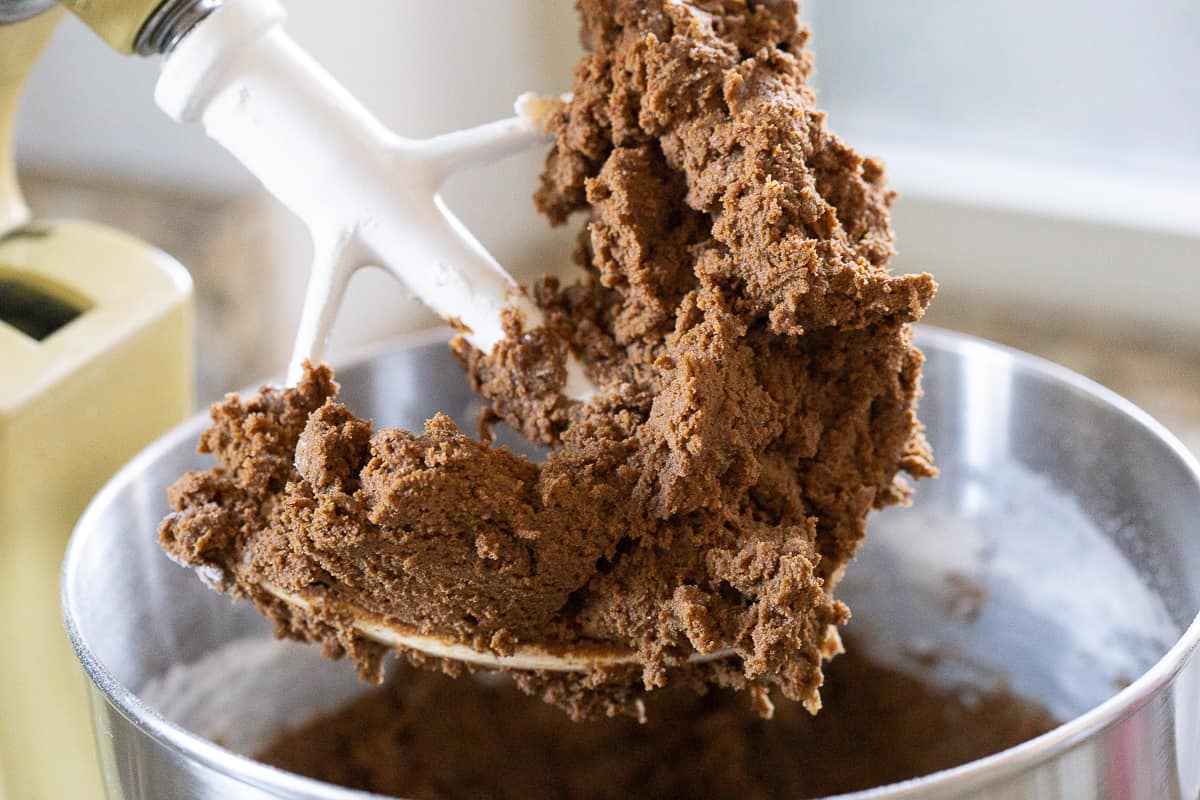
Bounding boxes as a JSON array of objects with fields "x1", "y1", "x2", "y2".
[{"x1": 134, "y1": 0, "x2": 221, "y2": 55}]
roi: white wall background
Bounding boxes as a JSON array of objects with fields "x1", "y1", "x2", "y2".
[
  {"x1": 804, "y1": 0, "x2": 1200, "y2": 330},
  {"x1": 808, "y1": 0, "x2": 1200, "y2": 186}
]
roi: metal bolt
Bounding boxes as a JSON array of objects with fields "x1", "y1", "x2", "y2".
[{"x1": 134, "y1": 0, "x2": 221, "y2": 55}]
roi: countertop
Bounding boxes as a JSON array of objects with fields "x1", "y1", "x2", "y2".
[{"x1": 21, "y1": 170, "x2": 1200, "y2": 458}]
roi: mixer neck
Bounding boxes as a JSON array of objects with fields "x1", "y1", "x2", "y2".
[{"x1": 0, "y1": 8, "x2": 62, "y2": 235}]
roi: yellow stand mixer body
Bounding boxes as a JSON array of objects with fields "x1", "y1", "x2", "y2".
[{"x1": 0, "y1": 11, "x2": 194, "y2": 798}]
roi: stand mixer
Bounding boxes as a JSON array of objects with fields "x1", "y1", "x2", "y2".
[
  {"x1": 2, "y1": 0, "x2": 683, "y2": 682},
  {"x1": 0, "y1": 9, "x2": 193, "y2": 798}
]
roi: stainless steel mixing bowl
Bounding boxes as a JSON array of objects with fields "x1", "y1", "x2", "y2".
[{"x1": 63, "y1": 327, "x2": 1200, "y2": 800}]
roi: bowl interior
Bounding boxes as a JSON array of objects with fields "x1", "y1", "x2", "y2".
[{"x1": 64, "y1": 328, "x2": 1200, "y2": 788}]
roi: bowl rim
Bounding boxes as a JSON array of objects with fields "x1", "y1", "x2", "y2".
[{"x1": 62, "y1": 324, "x2": 1200, "y2": 800}]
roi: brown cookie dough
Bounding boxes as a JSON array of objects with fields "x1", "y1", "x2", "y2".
[
  {"x1": 257, "y1": 642, "x2": 1058, "y2": 799},
  {"x1": 160, "y1": 0, "x2": 936, "y2": 718}
]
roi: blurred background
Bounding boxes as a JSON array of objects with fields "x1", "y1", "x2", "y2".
[{"x1": 12, "y1": 0, "x2": 1200, "y2": 450}]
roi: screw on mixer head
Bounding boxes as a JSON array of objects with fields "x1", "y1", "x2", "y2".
[{"x1": 134, "y1": 0, "x2": 220, "y2": 55}]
